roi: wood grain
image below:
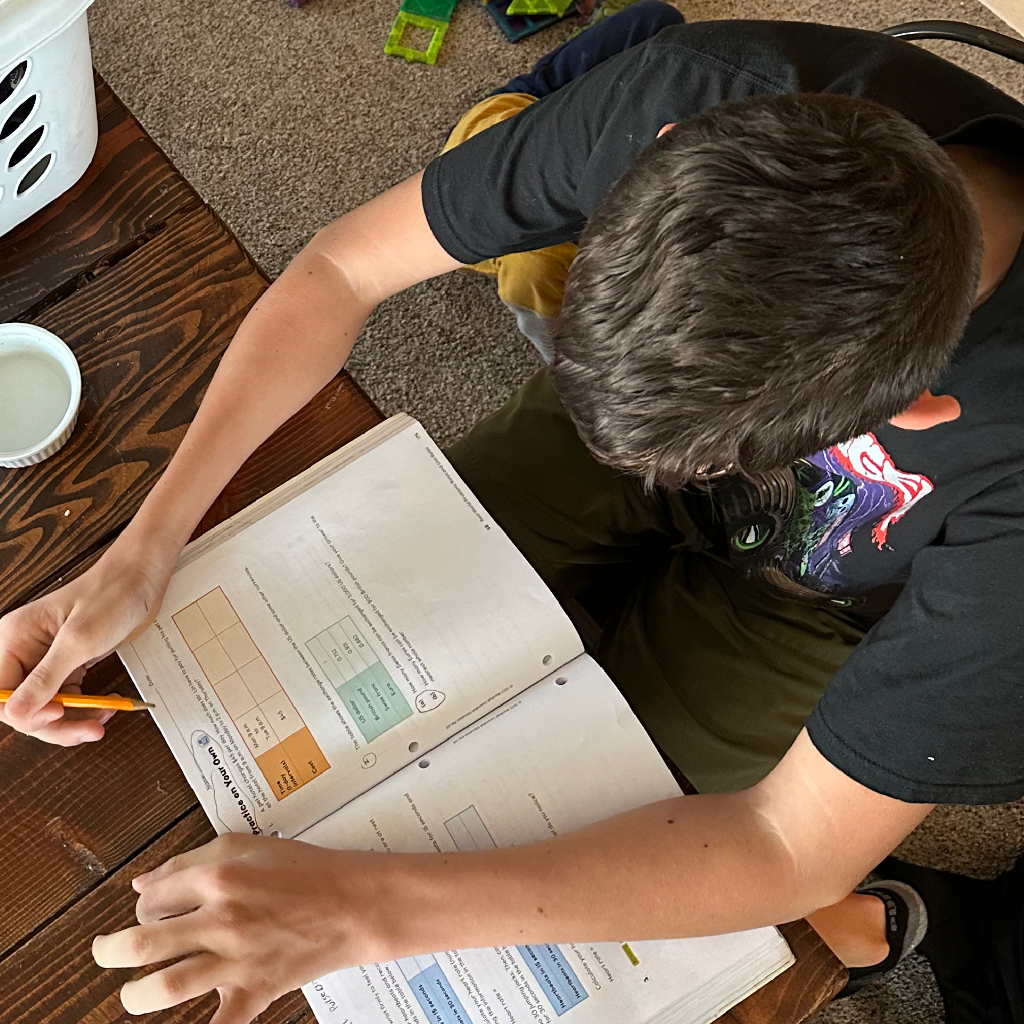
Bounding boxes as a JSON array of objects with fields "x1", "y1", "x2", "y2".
[
  {"x1": 0, "y1": 808, "x2": 312, "y2": 1024},
  {"x1": 725, "y1": 920, "x2": 848, "y2": 1023},
  {"x1": 0, "y1": 204, "x2": 267, "y2": 617},
  {"x1": 13, "y1": 374, "x2": 383, "y2": 610},
  {"x1": 0, "y1": 656, "x2": 194, "y2": 959},
  {"x1": 0, "y1": 373, "x2": 382, "y2": 957},
  {"x1": 0, "y1": 75, "x2": 200, "y2": 324},
  {"x1": 0, "y1": 71, "x2": 364, "y2": 1024}
]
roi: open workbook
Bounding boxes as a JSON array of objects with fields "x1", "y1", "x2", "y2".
[{"x1": 118, "y1": 415, "x2": 794, "y2": 1024}]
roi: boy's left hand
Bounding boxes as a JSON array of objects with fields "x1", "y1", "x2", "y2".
[{"x1": 92, "y1": 833, "x2": 386, "y2": 1024}]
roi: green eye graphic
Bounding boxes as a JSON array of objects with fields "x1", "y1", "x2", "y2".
[{"x1": 733, "y1": 521, "x2": 772, "y2": 551}]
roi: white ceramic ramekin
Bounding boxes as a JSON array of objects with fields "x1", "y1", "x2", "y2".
[{"x1": 0, "y1": 323, "x2": 82, "y2": 468}]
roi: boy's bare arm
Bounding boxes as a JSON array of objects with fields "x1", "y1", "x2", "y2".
[
  {"x1": 121, "y1": 171, "x2": 460, "y2": 564},
  {"x1": 0, "y1": 172, "x2": 460, "y2": 743},
  {"x1": 92, "y1": 729, "x2": 932, "y2": 1023}
]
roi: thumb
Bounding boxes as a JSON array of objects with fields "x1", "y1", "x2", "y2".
[{"x1": 5, "y1": 632, "x2": 86, "y2": 720}]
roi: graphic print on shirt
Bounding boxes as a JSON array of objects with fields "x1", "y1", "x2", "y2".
[{"x1": 717, "y1": 433, "x2": 934, "y2": 595}]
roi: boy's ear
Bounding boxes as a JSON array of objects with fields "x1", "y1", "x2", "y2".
[
  {"x1": 889, "y1": 389, "x2": 961, "y2": 430},
  {"x1": 657, "y1": 122, "x2": 677, "y2": 138}
]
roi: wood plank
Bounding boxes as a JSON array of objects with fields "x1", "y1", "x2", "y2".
[
  {"x1": 0, "y1": 374, "x2": 381, "y2": 956},
  {"x1": 0, "y1": 807, "x2": 314, "y2": 1024},
  {"x1": 0, "y1": 204, "x2": 267, "y2": 617},
  {"x1": 723, "y1": 920, "x2": 847, "y2": 1023},
  {"x1": 0, "y1": 75, "x2": 200, "y2": 324},
  {"x1": 0, "y1": 656, "x2": 195, "y2": 959},
  {"x1": 15, "y1": 373, "x2": 383, "y2": 608}
]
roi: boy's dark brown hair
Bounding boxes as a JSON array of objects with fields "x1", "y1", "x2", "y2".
[{"x1": 549, "y1": 93, "x2": 982, "y2": 489}]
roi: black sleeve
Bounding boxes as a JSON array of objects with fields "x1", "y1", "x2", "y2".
[
  {"x1": 421, "y1": 45, "x2": 648, "y2": 264},
  {"x1": 421, "y1": 18, "x2": 1024, "y2": 264},
  {"x1": 806, "y1": 473, "x2": 1024, "y2": 804},
  {"x1": 420, "y1": 25, "x2": 794, "y2": 264}
]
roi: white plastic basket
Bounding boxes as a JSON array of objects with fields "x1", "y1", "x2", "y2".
[{"x1": 0, "y1": 0, "x2": 97, "y2": 238}]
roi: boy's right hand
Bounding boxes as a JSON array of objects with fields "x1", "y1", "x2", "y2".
[{"x1": 0, "y1": 544, "x2": 171, "y2": 746}]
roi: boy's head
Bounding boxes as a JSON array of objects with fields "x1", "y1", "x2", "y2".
[{"x1": 549, "y1": 92, "x2": 983, "y2": 489}]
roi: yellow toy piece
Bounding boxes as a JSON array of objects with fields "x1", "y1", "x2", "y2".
[{"x1": 506, "y1": 0, "x2": 574, "y2": 14}]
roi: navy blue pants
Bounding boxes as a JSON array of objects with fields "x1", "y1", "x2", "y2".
[{"x1": 493, "y1": 0, "x2": 684, "y2": 98}]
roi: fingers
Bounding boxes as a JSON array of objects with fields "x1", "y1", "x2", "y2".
[
  {"x1": 120, "y1": 960, "x2": 269, "y2": 1024},
  {"x1": 4, "y1": 632, "x2": 86, "y2": 720},
  {"x1": 0, "y1": 644, "x2": 32, "y2": 692},
  {"x1": 210, "y1": 986, "x2": 269, "y2": 1024},
  {"x1": 93, "y1": 915, "x2": 207, "y2": 971},
  {"x1": 0, "y1": 702, "x2": 63, "y2": 731},
  {"x1": 3, "y1": 719, "x2": 105, "y2": 746},
  {"x1": 134, "y1": 833, "x2": 251, "y2": 890},
  {"x1": 21, "y1": 715, "x2": 110, "y2": 746},
  {"x1": 0, "y1": 676, "x2": 114, "y2": 744},
  {"x1": 135, "y1": 867, "x2": 207, "y2": 924},
  {"x1": 116, "y1": 951, "x2": 223, "y2": 1015},
  {"x1": 0, "y1": 632, "x2": 61, "y2": 732}
]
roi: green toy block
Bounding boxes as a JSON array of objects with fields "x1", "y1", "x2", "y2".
[
  {"x1": 385, "y1": 10, "x2": 450, "y2": 64},
  {"x1": 401, "y1": 0, "x2": 457, "y2": 18},
  {"x1": 506, "y1": 0, "x2": 574, "y2": 14}
]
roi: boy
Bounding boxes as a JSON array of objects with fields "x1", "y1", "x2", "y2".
[{"x1": 2, "y1": 7, "x2": 1022, "y2": 1022}]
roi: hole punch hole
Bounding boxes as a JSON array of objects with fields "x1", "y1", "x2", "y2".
[
  {"x1": 542, "y1": 654, "x2": 552, "y2": 666},
  {"x1": 0, "y1": 63, "x2": 28, "y2": 107},
  {"x1": 555, "y1": 676, "x2": 568, "y2": 686},
  {"x1": 408, "y1": 741, "x2": 420, "y2": 753},
  {"x1": 418, "y1": 759, "x2": 430, "y2": 769},
  {"x1": 1, "y1": 94, "x2": 37, "y2": 141},
  {"x1": 270, "y1": 830, "x2": 283, "y2": 838}
]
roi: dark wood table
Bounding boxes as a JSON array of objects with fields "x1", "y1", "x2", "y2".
[{"x1": 0, "y1": 75, "x2": 846, "y2": 1024}]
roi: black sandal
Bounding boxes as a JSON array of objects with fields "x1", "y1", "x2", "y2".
[{"x1": 837, "y1": 878, "x2": 930, "y2": 997}]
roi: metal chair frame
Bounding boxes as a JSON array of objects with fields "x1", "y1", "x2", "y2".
[{"x1": 882, "y1": 19, "x2": 1024, "y2": 65}]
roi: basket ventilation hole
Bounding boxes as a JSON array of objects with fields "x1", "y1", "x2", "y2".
[
  {"x1": 0, "y1": 62, "x2": 27, "y2": 105},
  {"x1": 17, "y1": 153, "x2": 52, "y2": 195},
  {"x1": 1, "y1": 94, "x2": 37, "y2": 141},
  {"x1": 8, "y1": 125, "x2": 44, "y2": 170}
]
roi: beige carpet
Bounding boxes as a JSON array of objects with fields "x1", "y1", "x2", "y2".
[{"x1": 87, "y1": 1, "x2": 1024, "y2": 1019}]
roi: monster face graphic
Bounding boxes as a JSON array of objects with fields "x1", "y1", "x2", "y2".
[
  {"x1": 718, "y1": 433, "x2": 934, "y2": 595},
  {"x1": 831, "y1": 434, "x2": 934, "y2": 549}
]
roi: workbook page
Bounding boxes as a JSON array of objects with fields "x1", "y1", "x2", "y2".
[
  {"x1": 118, "y1": 418, "x2": 582, "y2": 839},
  {"x1": 299, "y1": 655, "x2": 793, "y2": 1024}
]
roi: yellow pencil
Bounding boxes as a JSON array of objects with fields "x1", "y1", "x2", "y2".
[{"x1": 0, "y1": 690, "x2": 154, "y2": 711}]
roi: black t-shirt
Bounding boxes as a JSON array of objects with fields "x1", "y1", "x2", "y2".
[{"x1": 422, "y1": 21, "x2": 1024, "y2": 804}]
